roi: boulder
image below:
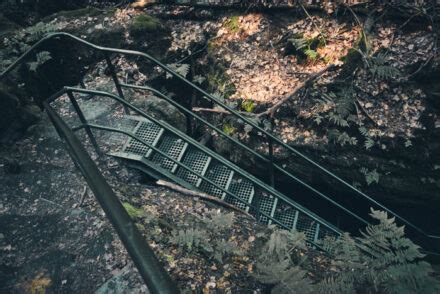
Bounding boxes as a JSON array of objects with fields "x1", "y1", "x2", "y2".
[{"x1": 131, "y1": 94, "x2": 187, "y2": 133}]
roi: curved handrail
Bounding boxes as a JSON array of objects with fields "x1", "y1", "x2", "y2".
[{"x1": 1, "y1": 32, "x2": 439, "y2": 242}]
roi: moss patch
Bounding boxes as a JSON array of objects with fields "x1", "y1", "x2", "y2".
[
  {"x1": 225, "y1": 15, "x2": 240, "y2": 33},
  {"x1": 123, "y1": 202, "x2": 147, "y2": 219},
  {"x1": 129, "y1": 14, "x2": 165, "y2": 37}
]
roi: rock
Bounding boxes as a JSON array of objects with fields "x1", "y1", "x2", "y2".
[
  {"x1": 127, "y1": 14, "x2": 172, "y2": 75},
  {"x1": 132, "y1": 94, "x2": 187, "y2": 133},
  {"x1": 0, "y1": 8, "x2": 125, "y2": 140}
]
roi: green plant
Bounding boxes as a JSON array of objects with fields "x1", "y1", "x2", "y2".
[
  {"x1": 223, "y1": 123, "x2": 236, "y2": 136},
  {"x1": 203, "y1": 212, "x2": 235, "y2": 231},
  {"x1": 213, "y1": 239, "x2": 243, "y2": 263},
  {"x1": 368, "y1": 52, "x2": 400, "y2": 80},
  {"x1": 254, "y1": 229, "x2": 314, "y2": 293},
  {"x1": 287, "y1": 36, "x2": 324, "y2": 63},
  {"x1": 360, "y1": 167, "x2": 380, "y2": 185},
  {"x1": 241, "y1": 99, "x2": 256, "y2": 113},
  {"x1": 319, "y1": 209, "x2": 440, "y2": 293},
  {"x1": 359, "y1": 127, "x2": 375, "y2": 150},
  {"x1": 169, "y1": 228, "x2": 213, "y2": 252},
  {"x1": 123, "y1": 202, "x2": 148, "y2": 219},
  {"x1": 225, "y1": 15, "x2": 240, "y2": 33},
  {"x1": 129, "y1": 14, "x2": 164, "y2": 36},
  {"x1": 27, "y1": 51, "x2": 52, "y2": 72},
  {"x1": 166, "y1": 63, "x2": 189, "y2": 79},
  {"x1": 328, "y1": 129, "x2": 358, "y2": 146}
]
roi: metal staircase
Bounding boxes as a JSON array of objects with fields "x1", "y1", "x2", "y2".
[
  {"x1": 1, "y1": 32, "x2": 439, "y2": 255},
  {"x1": 108, "y1": 114, "x2": 340, "y2": 245}
]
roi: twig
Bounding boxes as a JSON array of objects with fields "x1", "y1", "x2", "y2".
[
  {"x1": 192, "y1": 107, "x2": 254, "y2": 117},
  {"x1": 355, "y1": 99, "x2": 378, "y2": 126},
  {"x1": 156, "y1": 180, "x2": 255, "y2": 219},
  {"x1": 255, "y1": 64, "x2": 337, "y2": 118},
  {"x1": 79, "y1": 186, "x2": 88, "y2": 207}
]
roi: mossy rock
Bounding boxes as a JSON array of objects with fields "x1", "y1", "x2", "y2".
[{"x1": 128, "y1": 14, "x2": 168, "y2": 38}]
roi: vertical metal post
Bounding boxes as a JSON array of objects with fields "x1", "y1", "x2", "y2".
[
  {"x1": 268, "y1": 137, "x2": 275, "y2": 188},
  {"x1": 67, "y1": 91, "x2": 101, "y2": 155},
  {"x1": 105, "y1": 54, "x2": 129, "y2": 114}
]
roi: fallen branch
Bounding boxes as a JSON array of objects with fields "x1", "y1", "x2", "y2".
[
  {"x1": 192, "y1": 107, "x2": 253, "y2": 117},
  {"x1": 156, "y1": 179, "x2": 255, "y2": 219},
  {"x1": 255, "y1": 64, "x2": 337, "y2": 118},
  {"x1": 355, "y1": 99, "x2": 378, "y2": 126}
]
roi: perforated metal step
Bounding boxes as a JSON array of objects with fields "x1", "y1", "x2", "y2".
[
  {"x1": 109, "y1": 116, "x2": 164, "y2": 161},
  {"x1": 224, "y1": 176, "x2": 254, "y2": 211},
  {"x1": 175, "y1": 148, "x2": 212, "y2": 187},
  {"x1": 199, "y1": 162, "x2": 234, "y2": 199},
  {"x1": 151, "y1": 135, "x2": 188, "y2": 173}
]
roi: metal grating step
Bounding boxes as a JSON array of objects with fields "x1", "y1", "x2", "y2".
[
  {"x1": 175, "y1": 148, "x2": 212, "y2": 187},
  {"x1": 151, "y1": 135, "x2": 188, "y2": 173},
  {"x1": 199, "y1": 162, "x2": 234, "y2": 199},
  {"x1": 295, "y1": 214, "x2": 319, "y2": 242},
  {"x1": 224, "y1": 176, "x2": 254, "y2": 211},
  {"x1": 250, "y1": 191, "x2": 278, "y2": 225},
  {"x1": 274, "y1": 199, "x2": 300, "y2": 231},
  {"x1": 126, "y1": 119, "x2": 164, "y2": 159}
]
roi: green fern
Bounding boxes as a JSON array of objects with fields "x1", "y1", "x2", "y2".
[
  {"x1": 368, "y1": 53, "x2": 400, "y2": 80},
  {"x1": 328, "y1": 130, "x2": 358, "y2": 146},
  {"x1": 319, "y1": 209, "x2": 440, "y2": 293},
  {"x1": 304, "y1": 49, "x2": 319, "y2": 62},
  {"x1": 328, "y1": 112, "x2": 349, "y2": 127},
  {"x1": 254, "y1": 229, "x2": 313, "y2": 293},
  {"x1": 165, "y1": 63, "x2": 190, "y2": 79},
  {"x1": 169, "y1": 228, "x2": 213, "y2": 253},
  {"x1": 27, "y1": 51, "x2": 52, "y2": 72},
  {"x1": 360, "y1": 168, "x2": 380, "y2": 185},
  {"x1": 288, "y1": 38, "x2": 308, "y2": 51},
  {"x1": 203, "y1": 212, "x2": 235, "y2": 231}
]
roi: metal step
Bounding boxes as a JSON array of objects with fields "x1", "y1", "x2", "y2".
[
  {"x1": 224, "y1": 176, "x2": 254, "y2": 212},
  {"x1": 250, "y1": 191, "x2": 278, "y2": 225},
  {"x1": 199, "y1": 162, "x2": 234, "y2": 199},
  {"x1": 151, "y1": 135, "x2": 188, "y2": 173},
  {"x1": 109, "y1": 116, "x2": 164, "y2": 160},
  {"x1": 175, "y1": 148, "x2": 212, "y2": 187}
]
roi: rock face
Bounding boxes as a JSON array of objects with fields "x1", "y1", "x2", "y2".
[
  {"x1": 132, "y1": 94, "x2": 187, "y2": 133},
  {"x1": 0, "y1": 9, "x2": 173, "y2": 143}
]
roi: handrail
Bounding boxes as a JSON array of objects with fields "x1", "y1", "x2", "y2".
[
  {"x1": 63, "y1": 86, "x2": 342, "y2": 237},
  {"x1": 1, "y1": 32, "x2": 438, "y2": 242},
  {"x1": 43, "y1": 101, "x2": 179, "y2": 294}
]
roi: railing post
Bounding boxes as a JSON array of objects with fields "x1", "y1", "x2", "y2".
[
  {"x1": 105, "y1": 53, "x2": 129, "y2": 114},
  {"x1": 268, "y1": 136, "x2": 275, "y2": 188},
  {"x1": 67, "y1": 91, "x2": 101, "y2": 155}
]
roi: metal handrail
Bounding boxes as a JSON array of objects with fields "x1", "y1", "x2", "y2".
[
  {"x1": 43, "y1": 101, "x2": 179, "y2": 294},
  {"x1": 1, "y1": 32, "x2": 439, "y2": 242}
]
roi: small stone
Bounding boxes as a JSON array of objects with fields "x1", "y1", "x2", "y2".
[
  {"x1": 408, "y1": 44, "x2": 415, "y2": 50},
  {"x1": 364, "y1": 102, "x2": 373, "y2": 109}
]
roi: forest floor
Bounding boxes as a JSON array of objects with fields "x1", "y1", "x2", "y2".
[{"x1": 1, "y1": 2, "x2": 440, "y2": 293}]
